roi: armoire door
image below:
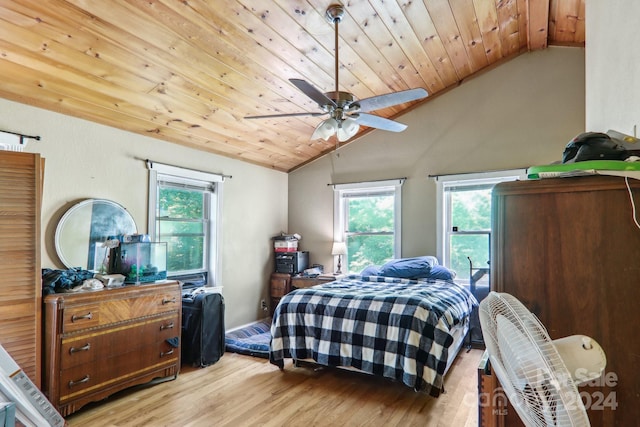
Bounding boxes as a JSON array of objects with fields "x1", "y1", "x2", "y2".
[
  {"x1": 0, "y1": 151, "x2": 43, "y2": 387},
  {"x1": 491, "y1": 175, "x2": 640, "y2": 427}
]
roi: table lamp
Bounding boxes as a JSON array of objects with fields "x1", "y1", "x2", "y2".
[{"x1": 331, "y1": 241, "x2": 347, "y2": 274}]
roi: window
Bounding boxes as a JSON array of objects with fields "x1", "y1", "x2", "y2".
[
  {"x1": 147, "y1": 162, "x2": 223, "y2": 285},
  {"x1": 436, "y1": 170, "x2": 526, "y2": 284},
  {"x1": 333, "y1": 179, "x2": 403, "y2": 273}
]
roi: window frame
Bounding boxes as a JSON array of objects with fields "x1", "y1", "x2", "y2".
[
  {"x1": 435, "y1": 169, "x2": 526, "y2": 277},
  {"x1": 333, "y1": 179, "x2": 404, "y2": 273},
  {"x1": 147, "y1": 161, "x2": 223, "y2": 286}
]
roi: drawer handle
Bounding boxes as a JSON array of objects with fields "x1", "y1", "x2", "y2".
[
  {"x1": 162, "y1": 297, "x2": 177, "y2": 305},
  {"x1": 160, "y1": 322, "x2": 175, "y2": 330},
  {"x1": 68, "y1": 375, "x2": 90, "y2": 388},
  {"x1": 69, "y1": 343, "x2": 91, "y2": 354},
  {"x1": 160, "y1": 349, "x2": 174, "y2": 357},
  {"x1": 71, "y1": 312, "x2": 93, "y2": 322}
]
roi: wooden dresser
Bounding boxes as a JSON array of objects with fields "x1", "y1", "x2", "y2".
[
  {"x1": 0, "y1": 151, "x2": 43, "y2": 387},
  {"x1": 43, "y1": 281, "x2": 182, "y2": 416},
  {"x1": 488, "y1": 175, "x2": 640, "y2": 427}
]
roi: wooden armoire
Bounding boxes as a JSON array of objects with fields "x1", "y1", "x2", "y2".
[
  {"x1": 488, "y1": 175, "x2": 639, "y2": 427},
  {"x1": 0, "y1": 151, "x2": 43, "y2": 387}
]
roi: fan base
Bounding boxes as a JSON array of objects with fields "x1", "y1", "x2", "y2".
[{"x1": 323, "y1": 91, "x2": 356, "y2": 108}]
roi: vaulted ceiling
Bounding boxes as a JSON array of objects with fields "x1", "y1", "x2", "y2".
[{"x1": 0, "y1": 1, "x2": 585, "y2": 172}]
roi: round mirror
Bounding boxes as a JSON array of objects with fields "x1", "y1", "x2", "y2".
[{"x1": 55, "y1": 199, "x2": 137, "y2": 271}]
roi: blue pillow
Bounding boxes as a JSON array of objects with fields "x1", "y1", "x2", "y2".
[
  {"x1": 359, "y1": 265, "x2": 381, "y2": 276},
  {"x1": 378, "y1": 256, "x2": 438, "y2": 279},
  {"x1": 418, "y1": 265, "x2": 456, "y2": 281}
]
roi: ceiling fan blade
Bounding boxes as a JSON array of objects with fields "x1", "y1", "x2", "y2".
[
  {"x1": 352, "y1": 113, "x2": 408, "y2": 132},
  {"x1": 356, "y1": 88, "x2": 428, "y2": 112},
  {"x1": 245, "y1": 111, "x2": 326, "y2": 119},
  {"x1": 290, "y1": 78, "x2": 337, "y2": 108}
]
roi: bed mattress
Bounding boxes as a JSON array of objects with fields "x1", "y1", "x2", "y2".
[{"x1": 269, "y1": 275, "x2": 477, "y2": 397}]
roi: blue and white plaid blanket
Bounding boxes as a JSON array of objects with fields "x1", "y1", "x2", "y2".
[{"x1": 269, "y1": 275, "x2": 477, "y2": 396}]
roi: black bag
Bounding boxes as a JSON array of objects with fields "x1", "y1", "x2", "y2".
[
  {"x1": 181, "y1": 292, "x2": 225, "y2": 367},
  {"x1": 562, "y1": 132, "x2": 629, "y2": 163}
]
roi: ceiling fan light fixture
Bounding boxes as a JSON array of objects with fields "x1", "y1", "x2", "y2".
[
  {"x1": 337, "y1": 118, "x2": 360, "y2": 142},
  {"x1": 244, "y1": 4, "x2": 428, "y2": 140},
  {"x1": 312, "y1": 118, "x2": 338, "y2": 141}
]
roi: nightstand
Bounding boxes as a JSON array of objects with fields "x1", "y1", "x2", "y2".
[
  {"x1": 291, "y1": 274, "x2": 343, "y2": 289},
  {"x1": 270, "y1": 273, "x2": 291, "y2": 316}
]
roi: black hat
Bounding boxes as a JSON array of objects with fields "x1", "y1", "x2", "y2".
[{"x1": 562, "y1": 132, "x2": 628, "y2": 163}]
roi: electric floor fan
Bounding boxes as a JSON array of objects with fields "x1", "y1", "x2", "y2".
[{"x1": 479, "y1": 292, "x2": 607, "y2": 427}]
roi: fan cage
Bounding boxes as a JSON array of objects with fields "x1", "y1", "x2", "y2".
[{"x1": 479, "y1": 292, "x2": 590, "y2": 427}]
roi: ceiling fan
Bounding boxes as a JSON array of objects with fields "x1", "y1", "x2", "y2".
[{"x1": 245, "y1": 4, "x2": 428, "y2": 142}]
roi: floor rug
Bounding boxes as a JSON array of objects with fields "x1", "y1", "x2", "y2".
[{"x1": 225, "y1": 319, "x2": 271, "y2": 359}]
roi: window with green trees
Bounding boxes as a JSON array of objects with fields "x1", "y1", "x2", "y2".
[
  {"x1": 334, "y1": 180, "x2": 403, "y2": 274},
  {"x1": 437, "y1": 170, "x2": 526, "y2": 283},
  {"x1": 446, "y1": 185, "x2": 492, "y2": 283},
  {"x1": 147, "y1": 162, "x2": 222, "y2": 283},
  {"x1": 344, "y1": 194, "x2": 395, "y2": 272},
  {"x1": 156, "y1": 183, "x2": 210, "y2": 273}
]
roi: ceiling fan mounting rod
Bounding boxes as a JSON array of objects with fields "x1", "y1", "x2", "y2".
[
  {"x1": 245, "y1": 3, "x2": 426, "y2": 140},
  {"x1": 326, "y1": 5, "x2": 344, "y2": 102}
]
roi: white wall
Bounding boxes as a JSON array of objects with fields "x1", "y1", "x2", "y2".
[
  {"x1": 586, "y1": 1, "x2": 640, "y2": 135},
  {"x1": 0, "y1": 98, "x2": 287, "y2": 329},
  {"x1": 289, "y1": 47, "x2": 586, "y2": 273}
]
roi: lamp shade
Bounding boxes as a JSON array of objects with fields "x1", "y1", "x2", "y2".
[
  {"x1": 331, "y1": 241, "x2": 347, "y2": 256},
  {"x1": 336, "y1": 118, "x2": 360, "y2": 142},
  {"x1": 311, "y1": 117, "x2": 360, "y2": 142},
  {"x1": 312, "y1": 118, "x2": 338, "y2": 141}
]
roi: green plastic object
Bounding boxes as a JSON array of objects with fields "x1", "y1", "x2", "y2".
[{"x1": 527, "y1": 160, "x2": 640, "y2": 179}]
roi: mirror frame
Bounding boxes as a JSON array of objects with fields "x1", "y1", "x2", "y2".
[{"x1": 54, "y1": 199, "x2": 137, "y2": 271}]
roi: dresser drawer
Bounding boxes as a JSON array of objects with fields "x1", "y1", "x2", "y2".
[
  {"x1": 291, "y1": 275, "x2": 340, "y2": 289},
  {"x1": 270, "y1": 273, "x2": 290, "y2": 297},
  {"x1": 61, "y1": 288, "x2": 180, "y2": 333},
  {"x1": 62, "y1": 304, "x2": 101, "y2": 333},
  {"x1": 59, "y1": 340, "x2": 178, "y2": 402},
  {"x1": 60, "y1": 314, "x2": 179, "y2": 369}
]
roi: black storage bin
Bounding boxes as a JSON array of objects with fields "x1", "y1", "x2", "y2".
[{"x1": 181, "y1": 292, "x2": 225, "y2": 367}]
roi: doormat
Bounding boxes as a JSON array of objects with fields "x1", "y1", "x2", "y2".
[{"x1": 225, "y1": 319, "x2": 271, "y2": 359}]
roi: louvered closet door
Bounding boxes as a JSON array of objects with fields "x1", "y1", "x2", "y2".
[{"x1": 0, "y1": 151, "x2": 42, "y2": 387}]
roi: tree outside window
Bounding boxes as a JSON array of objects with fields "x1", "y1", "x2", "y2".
[
  {"x1": 157, "y1": 185, "x2": 208, "y2": 273},
  {"x1": 344, "y1": 194, "x2": 395, "y2": 273},
  {"x1": 437, "y1": 170, "x2": 526, "y2": 283},
  {"x1": 334, "y1": 180, "x2": 403, "y2": 274},
  {"x1": 448, "y1": 186, "x2": 492, "y2": 282}
]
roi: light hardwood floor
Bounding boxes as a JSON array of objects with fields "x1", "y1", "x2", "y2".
[{"x1": 66, "y1": 349, "x2": 483, "y2": 427}]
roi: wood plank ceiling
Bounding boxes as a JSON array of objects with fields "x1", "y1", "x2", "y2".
[{"x1": 0, "y1": 0, "x2": 585, "y2": 172}]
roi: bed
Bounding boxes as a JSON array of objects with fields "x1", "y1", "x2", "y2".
[{"x1": 269, "y1": 268, "x2": 477, "y2": 397}]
